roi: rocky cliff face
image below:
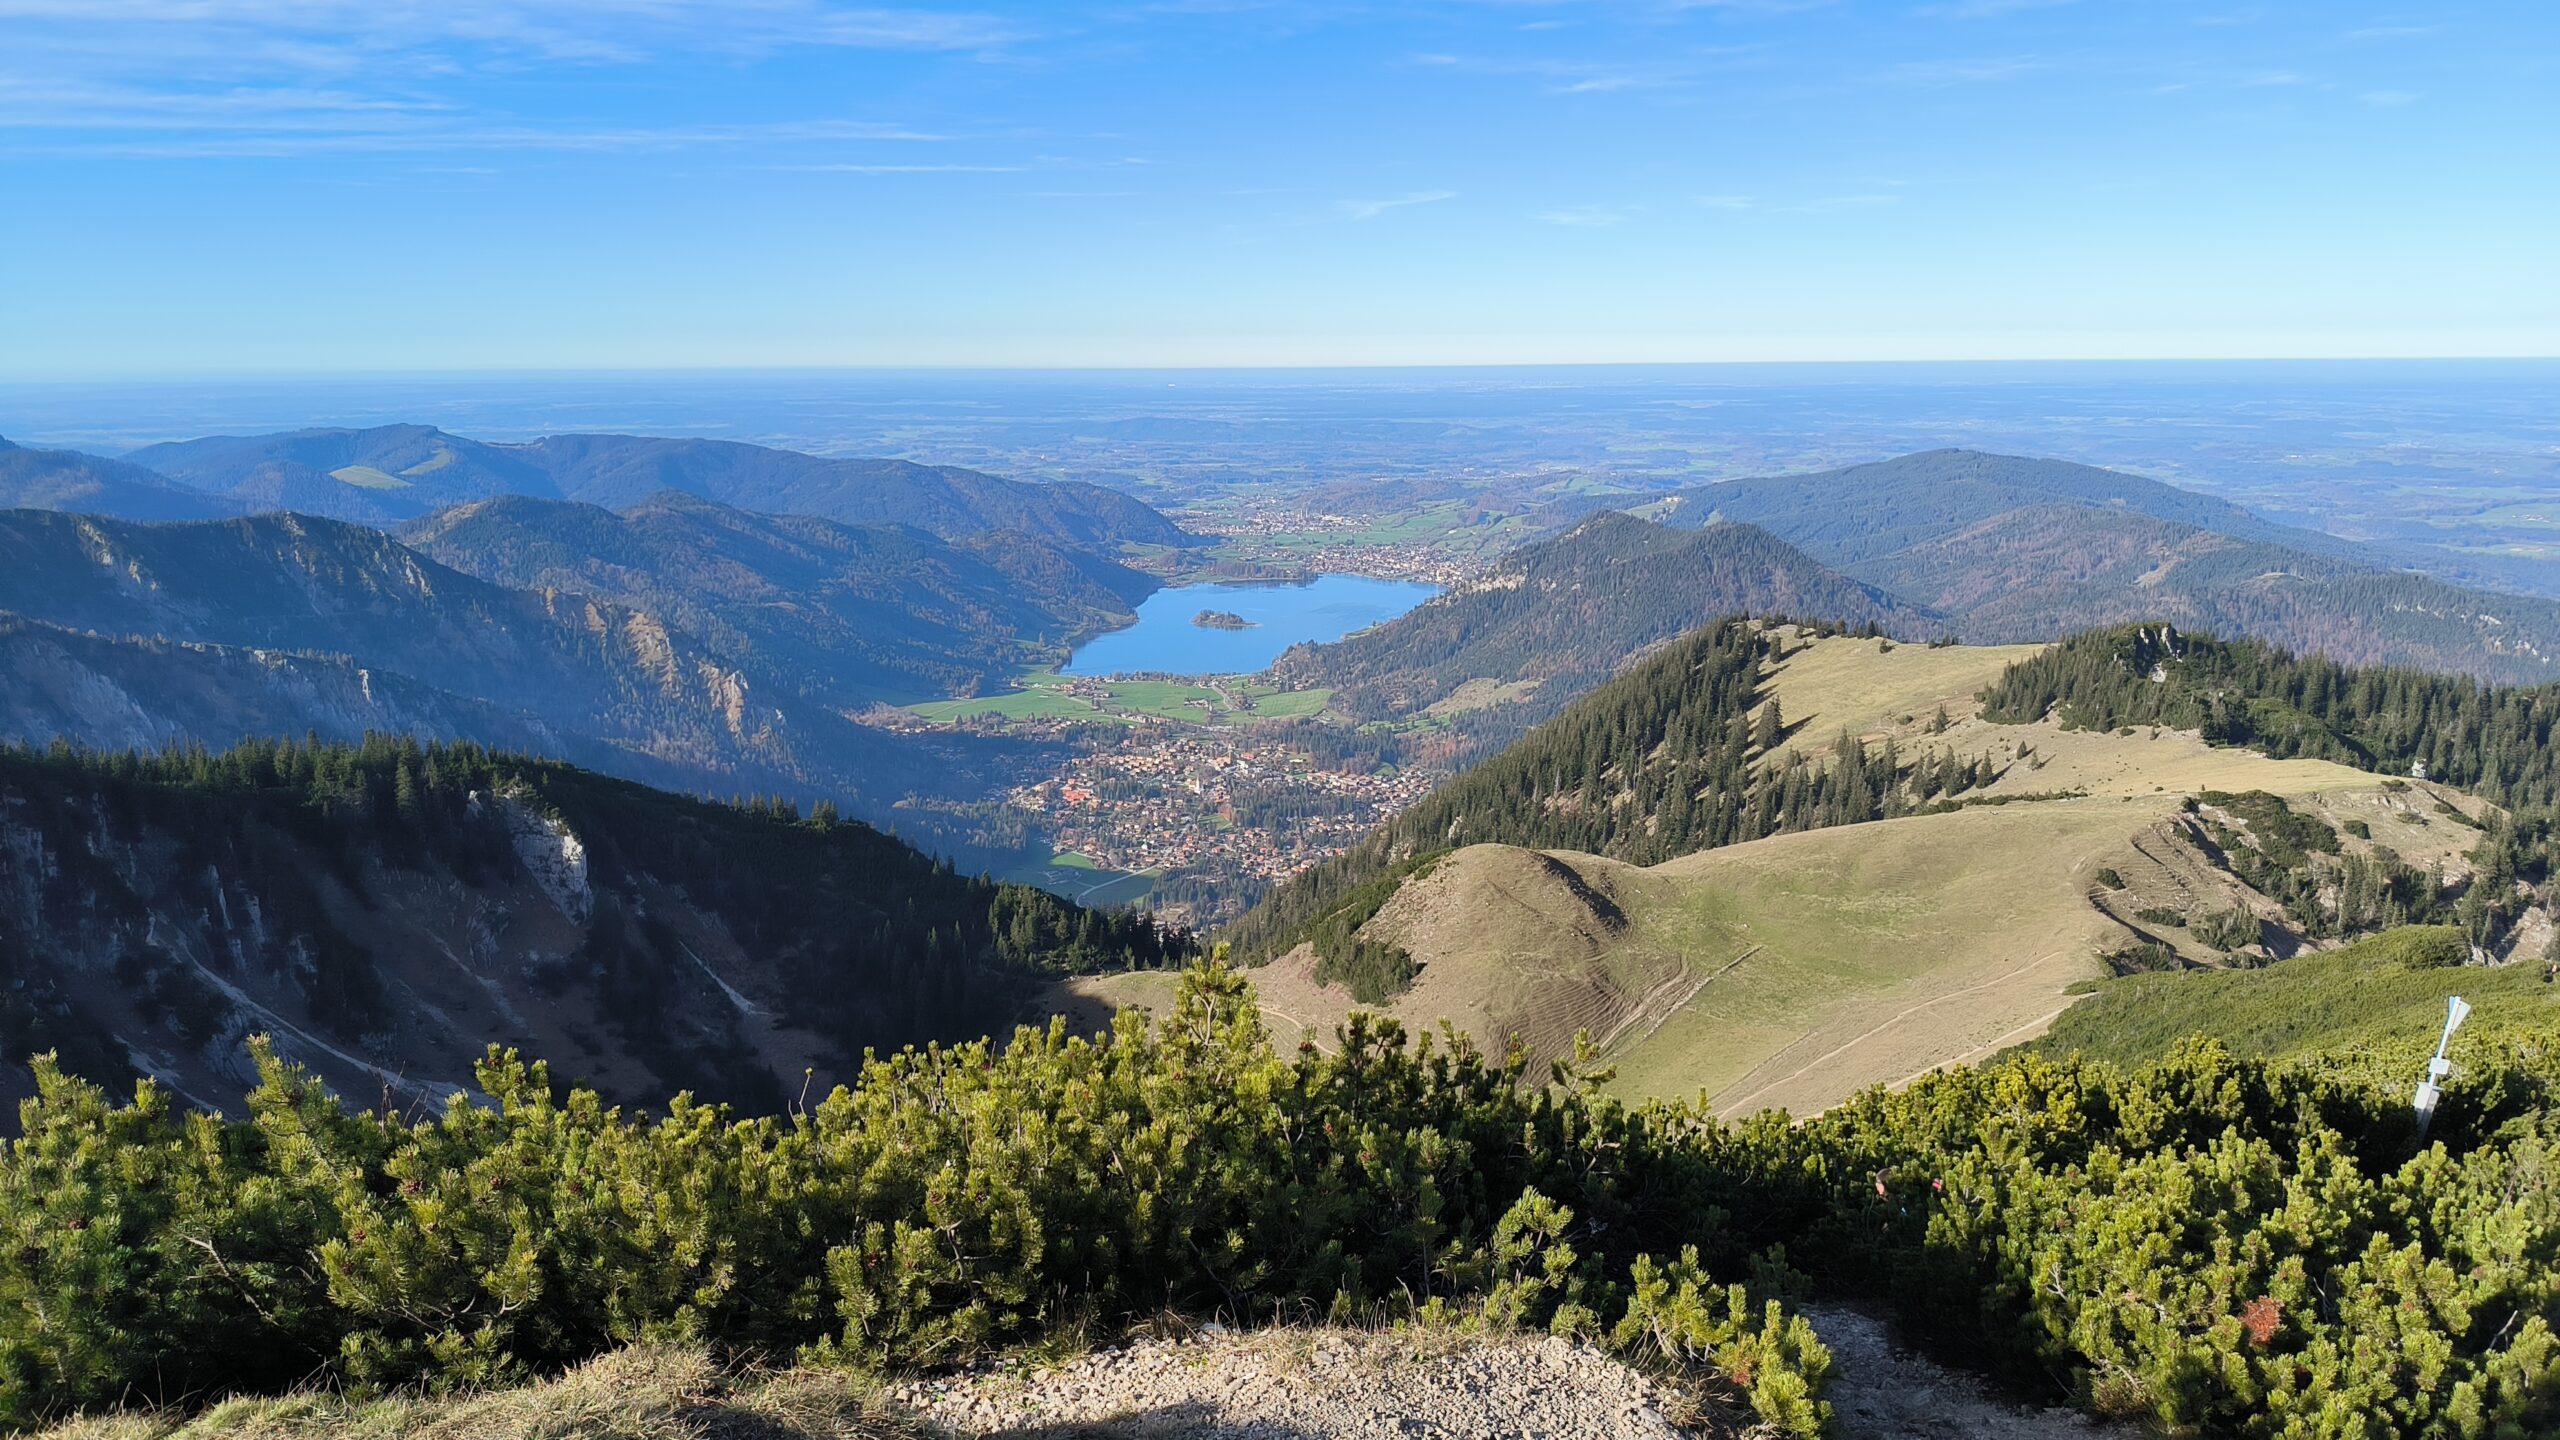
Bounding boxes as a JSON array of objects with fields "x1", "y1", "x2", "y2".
[
  {"x1": 0, "y1": 613, "x2": 568, "y2": 755},
  {"x1": 497, "y1": 792, "x2": 592, "y2": 925}
]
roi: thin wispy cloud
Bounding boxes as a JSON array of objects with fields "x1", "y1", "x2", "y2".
[
  {"x1": 776, "y1": 162, "x2": 1023, "y2": 173},
  {"x1": 1659, "y1": 0, "x2": 1837, "y2": 14},
  {"x1": 0, "y1": 81, "x2": 449, "y2": 131},
  {"x1": 1697, "y1": 192, "x2": 1899, "y2": 214},
  {"x1": 1536, "y1": 205, "x2": 1637, "y2": 227},
  {"x1": 1881, "y1": 54, "x2": 2047, "y2": 87},
  {"x1": 0, "y1": 113, "x2": 959, "y2": 157},
  {"x1": 1411, "y1": 46, "x2": 1766, "y2": 98},
  {"x1": 0, "y1": 2, "x2": 1028, "y2": 60},
  {"x1": 0, "y1": 1, "x2": 1024, "y2": 156},
  {"x1": 1336, "y1": 190, "x2": 1455, "y2": 220},
  {"x1": 1918, "y1": 0, "x2": 2078, "y2": 19},
  {"x1": 2151, "y1": 64, "x2": 2335, "y2": 98}
]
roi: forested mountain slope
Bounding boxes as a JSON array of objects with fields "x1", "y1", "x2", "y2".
[
  {"x1": 1662, "y1": 449, "x2": 2560, "y2": 684},
  {"x1": 0, "y1": 435, "x2": 236, "y2": 522},
  {"x1": 0, "y1": 736, "x2": 1184, "y2": 1118},
  {"x1": 1978, "y1": 621, "x2": 2560, "y2": 811},
  {"x1": 1266, "y1": 514, "x2": 1926, "y2": 723},
  {"x1": 1227, "y1": 621, "x2": 1922, "y2": 962},
  {"x1": 402, "y1": 491, "x2": 1153, "y2": 703},
  {"x1": 0, "y1": 509, "x2": 1044, "y2": 843},
  {"x1": 123, "y1": 424, "x2": 1195, "y2": 548}
]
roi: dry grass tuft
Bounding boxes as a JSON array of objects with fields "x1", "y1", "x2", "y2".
[{"x1": 32, "y1": 1346, "x2": 917, "y2": 1440}]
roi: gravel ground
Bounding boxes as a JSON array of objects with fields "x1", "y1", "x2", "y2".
[
  {"x1": 895, "y1": 1308, "x2": 2148, "y2": 1440},
  {"x1": 893, "y1": 1326, "x2": 1715, "y2": 1440},
  {"x1": 1804, "y1": 1305, "x2": 2143, "y2": 1440}
]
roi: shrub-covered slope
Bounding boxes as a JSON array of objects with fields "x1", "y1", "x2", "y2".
[
  {"x1": 2032, "y1": 924, "x2": 2557, "y2": 1074},
  {"x1": 7, "y1": 959, "x2": 2558, "y2": 1440}
]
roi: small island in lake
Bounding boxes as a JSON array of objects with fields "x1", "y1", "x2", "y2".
[{"x1": 1192, "y1": 608, "x2": 1258, "y2": 630}]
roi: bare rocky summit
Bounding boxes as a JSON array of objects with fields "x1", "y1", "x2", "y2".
[
  {"x1": 895, "y1": 1327, "x2": 1709, "y2": 1439},
  {"x1": 892, "y1": 1315, "x2": 2143, "y2": 1440}
]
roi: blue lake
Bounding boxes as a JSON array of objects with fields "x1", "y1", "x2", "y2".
[{"x1": 1063, "y1": 575, "x2": 1439, "y2": 677}]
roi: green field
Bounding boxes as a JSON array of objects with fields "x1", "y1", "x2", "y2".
[
  {"x1": 1305, "y1": 510, "x2": 1536, "y2": 555},
  {"x1": 1236, "y1": 686, "x2": 1331, "y2": 719},
  {"x1": 329, "y1": 464, "x2": 412, "y2": 491},
  {"x1": 400, "y1": 446, "x2": 457, "y2": 477},
  {"x1": 907, "y1": 683, "x2": 1108, "y2": 724},
  {"x1": 907, "y1": 669, "x2": 1330, "y2": 727},
  {"x1": 1006, "y1": 851, "x2": 1160, "y2": 908}
]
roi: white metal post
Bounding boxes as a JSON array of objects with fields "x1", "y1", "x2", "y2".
[{"x1": 2412, "y1": 995, "x2": 2471, "y2": 1142}]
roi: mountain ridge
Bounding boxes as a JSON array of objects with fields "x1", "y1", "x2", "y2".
[
  {"x1": 122, "y1": 423, "x2": 1196, "y2": 549},
  {"x1": 1655, "y1": 449, "x2": 2560, "y2": 684},
  {"x1": 399, "y1": 490, "x2": 1155, "y2": 703},
  {"x1": 1663, "y1": 448, "x2": 2373, "y2": 565},
  {"x1": 0, "y1": 435, "x2": 240, "y2": 522},
  {"x1": 0, "y1": 507, "x2": 1039, "y2": 845},
  {"x1": 1267, "y1": 513, "x2": 1925, "y2": 726}
]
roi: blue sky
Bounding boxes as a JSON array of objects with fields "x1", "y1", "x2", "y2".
[{"x1": 1, "y1": 1, "x2": 2552, "y2": 374}]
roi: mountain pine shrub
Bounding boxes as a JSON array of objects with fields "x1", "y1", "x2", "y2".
[{"x1": 4, "y1": 951, "x2": 2558, "y2": 1438}]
